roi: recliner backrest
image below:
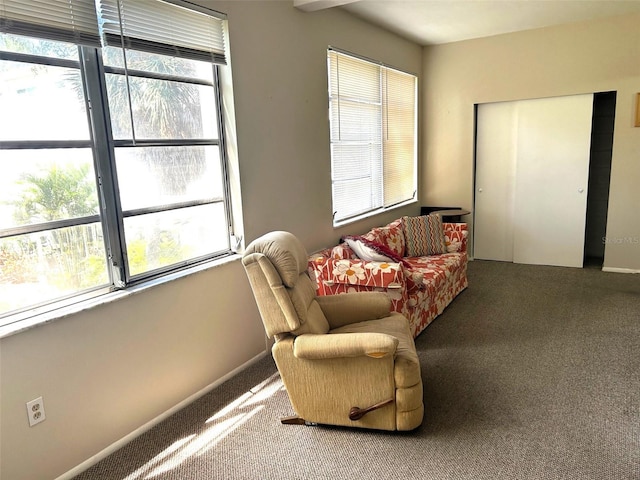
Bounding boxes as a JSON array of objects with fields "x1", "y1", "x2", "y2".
[{"x1": 243, "y1": 231, "x2": 330, "y2": 338}]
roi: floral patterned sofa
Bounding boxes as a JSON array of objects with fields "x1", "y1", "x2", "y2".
[{"x1": 308, "y1": 217, "x2": 468, "y2": 338}]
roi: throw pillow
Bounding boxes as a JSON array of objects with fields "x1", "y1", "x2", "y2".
[
  {"x1": 342, "y1": 236, "x2": 404, "y2": 263},
  {"x1": 362, "y1": 220, "x2": 405, "y2": 257},
  {"x1": 402, "y1": 214, "x2": 447, "y2": 256}
]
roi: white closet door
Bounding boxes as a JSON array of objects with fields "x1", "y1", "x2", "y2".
[
  {"x1": 513, "y1": 94, "x2": 593, "y2": 267},
  {"x1": 474, "y1": 102, "x2": 517, "y2": 261}
]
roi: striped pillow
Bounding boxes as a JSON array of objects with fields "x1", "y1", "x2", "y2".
[{"x1": 402, "y1": 214, "x2": 447, "y2": 256}]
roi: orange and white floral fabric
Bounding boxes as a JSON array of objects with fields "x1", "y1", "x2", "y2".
[{"x1": 309, "y1": 220, "x2": 468, "y2": 338}]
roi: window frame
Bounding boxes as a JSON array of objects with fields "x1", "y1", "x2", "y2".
[
  {"x1": 92, "y1": 47, "x2": 234, "y2": 285},
  {"x1": 0, "y1": 45, "x2": 113, "y2": 315},
  {"x1": 327, "y1": 48, "x2": 418, "y2": 227},
  {"x1": 0, "y1": 2, "x2": 236, "y2": 327}
]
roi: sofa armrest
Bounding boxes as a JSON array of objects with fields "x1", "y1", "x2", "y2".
[
  {"x1": 293, "y1": 332, "x2": 398, "y2": 360},
  {"x1": 309, "y1": 257, "x2": 404, "y2": 289},
  {"x1": 310, "y1": 243, "x2": 355, "y2": 261},
  {"x1": 316, "y1": 292, "x2": 391, "y2": 329},
  {"x1": 443, "y1": 222, "x2": 469, "y2": 253}
]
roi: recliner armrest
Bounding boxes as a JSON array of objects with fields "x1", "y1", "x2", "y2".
[
  {"x1": 293, "y1": 332, "x2": 399, "y2": 360},
  {"x1": 316, "y1": 292, "x2": 391, "y2": 329}
]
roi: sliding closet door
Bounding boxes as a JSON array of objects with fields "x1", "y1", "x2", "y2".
[
  {"x1": 513, "y1": 94, "x2": 593, "y2": 267},
  {"x1": 474, "y1": 102, "x2": 517, "y2": 261},
  {"x1": 474, "y1": 94, "x2": 594, "y2": 267}
]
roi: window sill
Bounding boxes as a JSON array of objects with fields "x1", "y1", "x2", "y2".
[
  {"x1": 333, "y1": 198, "x2": 417, "y2": 228},
  {"x1": 0, "y1": 253, "x2": 242, "y2": 340}
]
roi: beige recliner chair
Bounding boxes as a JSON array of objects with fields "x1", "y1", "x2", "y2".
[{"x1": 242, "y1": 231, "x2": 424, "y2": 431}]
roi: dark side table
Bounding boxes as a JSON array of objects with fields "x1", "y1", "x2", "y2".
[{"x1": 420, "y1": 206, "x2": 470, "y2": 223}]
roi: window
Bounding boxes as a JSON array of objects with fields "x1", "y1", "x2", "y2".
[
  {"x1": 0, "y1": 0, "x2": 233, "y2": 324},
  {"x1": 327, "y1": 48, "x2": 417, "y2": 226}
]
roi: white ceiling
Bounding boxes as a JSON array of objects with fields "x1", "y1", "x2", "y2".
[{"x1": 295, "y1": 0, "x2": 640, "y2": 45}]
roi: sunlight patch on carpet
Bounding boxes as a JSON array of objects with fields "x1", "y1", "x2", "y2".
[{"x1": 119, "y1": 372, "x2": 284, "y2": 479}]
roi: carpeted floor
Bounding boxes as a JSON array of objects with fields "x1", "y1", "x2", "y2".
[{"x1": 74, "y1": 260, "x2": 640, "y2": 479}]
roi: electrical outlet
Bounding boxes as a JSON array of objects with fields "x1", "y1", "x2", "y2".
[{"x1": 26, "y1": 397, "x2": 46, "y2": 427}]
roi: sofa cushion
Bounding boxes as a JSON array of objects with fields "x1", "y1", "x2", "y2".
[
  {"x1": 320, "y1": 258, "x2": 403, "y2": 288},
  {"x1": 402, "y1": 215, "x2": 447, "y2": 256},
  {"x1": 403, "y1": 252, "x2": 467, "y2": 293}
]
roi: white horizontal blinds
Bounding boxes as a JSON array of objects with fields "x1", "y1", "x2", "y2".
[
  {"x1": 97, "y1": 0, "x2": 226, "y2": 64},
  {"x1": 328, "y1": 50, "x2": 383, "y2": 222},
  {"x1": 0, "y1": 0, "x2": 101, "y2": 47},
  {"x1": 383, "y1": 67, "x2": 417, "y2": 206}
]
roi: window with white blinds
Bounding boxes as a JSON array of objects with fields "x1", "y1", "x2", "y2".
[
  {"x1": 0, "y1": 0, "x2": 101, "y2": 46},
  {"x1": 0, "y1": 0, "x2": 233, "y2": 325},
  {"x1": 328, "y1": 49, "x2": 417, "y2": 225},
  {"x1": 97, "y1": 0, "x2": 226, "y2": 64}
]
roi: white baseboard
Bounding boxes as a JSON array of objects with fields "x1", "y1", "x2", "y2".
[
  {"x1": 57, "y1": 350, "x2": 268, "y2": 480},
  {"x1": 602, "y1": 267, "x2": 640, "y2": 274}
]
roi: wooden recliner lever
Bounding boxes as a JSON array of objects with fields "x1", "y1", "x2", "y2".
[
  {"x1": 349, "y1": 398, "x2": 394, "y2": 421},
  {"x1": 280, "y1": 415, "x2": 317, "y2": 426},
  {"x1": 281, "y1": 416, "x2": 306, "y2": 425}
]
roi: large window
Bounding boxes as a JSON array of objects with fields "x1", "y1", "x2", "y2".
[
  {"x1": 327, "y1": 49, "x2": 417, "y2": 226},
  {"x1": 0, "y1": 0, "x2": 233, "y2": 324}
]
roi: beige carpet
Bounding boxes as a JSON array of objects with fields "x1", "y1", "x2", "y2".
[{"x1": 74, "y1": 260, "x2": 640, "y2": 479}]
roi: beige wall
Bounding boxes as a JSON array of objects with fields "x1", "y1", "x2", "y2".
[
  {"x1": 1, "y1": 261, "x2": 266, "y2": 480},
  {"x1": 422, "y1": 13, "x2": 640, "y2": 271},
  {"x1": 216, "y1": 1, "x2": 423, "y2": 252},
  {"x1": 0, "y1": 3, "x2": 422, "y2": 479}
]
